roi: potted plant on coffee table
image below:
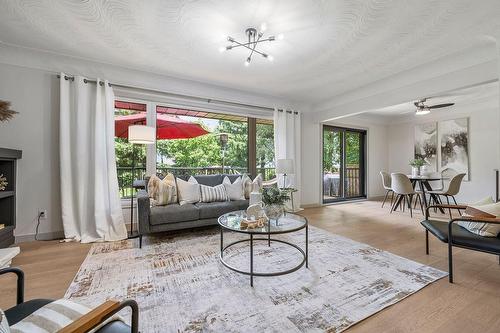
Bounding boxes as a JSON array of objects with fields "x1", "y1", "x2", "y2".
[{"x1": 262, "y1": 187, "x2": 290, "y2": 223}]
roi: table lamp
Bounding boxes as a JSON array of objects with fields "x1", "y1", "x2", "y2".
[{"x1": 276, "y1": 159, "x2": 294, "y2": 189}]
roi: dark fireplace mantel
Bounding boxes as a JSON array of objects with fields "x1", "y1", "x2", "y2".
[{"x1": 0, "y1": 148, "x2": 22, "y2": 247}]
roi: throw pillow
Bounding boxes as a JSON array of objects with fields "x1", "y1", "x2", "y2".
[
  {"x1": 0, "y1": 309, "x2": 9, "y2": 333},
  {"x1": 242, "y1": 174, "x2": 252, "y2": 199},
  {"x1": 458, "y1": 197, "x2": 500, "y2": 237},
  {"x1": 200, "y1": 183, "x2": 228, "y2": 203},
  {"x1": 242, "y1": 174, "x2": 263, "y2": 199},
  {"x1": 9, "y1": 299, "x2": 123, "y2": 333},
  {"x1": 148, "y1": 174, "x2": 177, "y2": 206},
  {"x1": 176, "y1": 176, "x2": 200, "y2": 205},
  {"x1": 252, "y1": 173, "x2": 263, "y2": 192},
  {"x1": 223, "y1": 176, "x2": 245, "y2": 201}
]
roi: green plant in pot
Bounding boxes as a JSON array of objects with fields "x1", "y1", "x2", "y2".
[
  {"x1": 409, "y1": 158, "x2": 426, "y2": 176},
  {"x1": 262, "y1": 187, "x2": 290, "y2": 223}
]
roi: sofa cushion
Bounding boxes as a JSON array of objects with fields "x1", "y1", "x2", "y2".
[
  {"x1": 196, "y1": 201, "x2": 239, "y2": 219},
  {"x1": 150, "y1": 203, "x2": 199, "y2": 225},
  {"x1": 232, "y1": 199, "x2": 250, "y2": 211}
]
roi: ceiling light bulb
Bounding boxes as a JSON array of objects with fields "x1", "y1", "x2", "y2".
[
  {"x1": 219, "y1": 46, "x2": 226, "y2": 53},
  {"x1": 415, "y1": 108, "x2": 430, "y2": 116},
  {"x1": 260, "y1": 23, "x2": 267, "y2": 32},
  {"x1": 278, "y1": 33, "x2": 284, "y2": 40},
  {"x1": 268, "y1": 55, "x2": 274, "y2": 62},
  {"x1": 244, "y1": 58, "x2": 251, "y2": 66}
]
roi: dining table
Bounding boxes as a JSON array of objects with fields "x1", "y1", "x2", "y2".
[{"x1": 393, "y1": 175, "x2": 446, "y2": 214}]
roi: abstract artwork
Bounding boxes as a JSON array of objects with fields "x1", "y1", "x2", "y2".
[
  {"x1": 414, "y1": 122, "x2": 438, "y2": 171},
  {"x1": 439, "y1": 118, "x2": 469, "y2": 180}
]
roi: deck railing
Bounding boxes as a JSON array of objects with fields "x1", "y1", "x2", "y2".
[
  {"x1": 117, "y1": 166, "x2": 275, "y2": 198},
  {"x1": 323, "y1": 166, "x2": 361, "y2": 198}
]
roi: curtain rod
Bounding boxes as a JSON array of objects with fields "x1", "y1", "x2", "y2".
[{"x1": 56, "y1": 74, "x2": 278, "y2": 112}]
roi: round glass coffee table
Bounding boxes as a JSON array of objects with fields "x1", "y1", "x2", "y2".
[{"x1": 218, "y1": 211, "x2": 308, "y2": 286}]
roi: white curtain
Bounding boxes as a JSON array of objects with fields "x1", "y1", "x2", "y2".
[
  {"x1": 274, "y1": 108, "x2": 301, "y2": 211},
  {"x1": 59, "y1": 73, "x2": 127, "y2": 243}
]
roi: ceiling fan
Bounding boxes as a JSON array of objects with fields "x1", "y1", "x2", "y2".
[{"x1": 414, "y1": 98, "x2": 454, "y2": 115}]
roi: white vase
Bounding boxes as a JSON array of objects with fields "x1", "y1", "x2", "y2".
[{"x1": 411, "y1": 167, "x2": 420, "y2": 177}]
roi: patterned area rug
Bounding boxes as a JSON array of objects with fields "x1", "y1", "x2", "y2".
[{"x1": 65, "y1": 226, "x2": 446, "y2": 332}]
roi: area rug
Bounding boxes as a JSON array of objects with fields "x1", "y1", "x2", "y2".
[{"x1": 65, "y1": 226, "x2": 446, "y2": 332}]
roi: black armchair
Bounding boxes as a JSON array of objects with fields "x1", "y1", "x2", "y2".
[
  {"x1": 421, "y1": 204, "x2": 500, "y2": 283},
  {"x1": 0, "y1": 267, "x2": 139, "y2": 332}
]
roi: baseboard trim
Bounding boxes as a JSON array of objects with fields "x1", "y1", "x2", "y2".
[
  {"x1": 15, "y1": 230, "x2": 65, "y2": 243},
  {"x1": 301, "y1": 203, "x2": 321, "y2": 208}
]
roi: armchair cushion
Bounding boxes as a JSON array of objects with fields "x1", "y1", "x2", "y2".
[
  {"x1": 4, "y1": 299, "x2": 53, "y2": 326},
  {"x1": 421, "y1": 219, "x2": 500, "y2": 253}
]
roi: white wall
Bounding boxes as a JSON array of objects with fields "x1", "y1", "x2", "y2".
[
  {"x1": 386, "y1": 98, "x2": 499, "y2": 203},
  {"x1": 0, "y1": 63, "x2": 62, "y2": 240},
  {"x1": 0, "y1": 45, "x2": 299, "y2": 240}
]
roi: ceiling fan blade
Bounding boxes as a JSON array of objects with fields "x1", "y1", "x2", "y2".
[
  {"x1": 414, "y1": 101, "x2": 420, "y2": 107},
  {"x1": 429, "y1": 103, "x2": 454, "y2": 109}
]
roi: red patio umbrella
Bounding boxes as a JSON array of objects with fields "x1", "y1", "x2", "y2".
[{"x1": 115, "y1": 112, "x2": 210, "y2": 139}]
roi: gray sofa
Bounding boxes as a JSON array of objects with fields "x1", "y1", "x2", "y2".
[{"x1": 137, "y1": 174, "x2": 249, "y2": 247}]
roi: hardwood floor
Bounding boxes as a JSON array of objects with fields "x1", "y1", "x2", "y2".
[{"x1": 1, "y1": 200, "x2": 499, "y2": 332}]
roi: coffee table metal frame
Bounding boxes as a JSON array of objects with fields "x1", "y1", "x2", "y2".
[{"x1": 218, "y1": 212, "x2": 308, "y2": 287}]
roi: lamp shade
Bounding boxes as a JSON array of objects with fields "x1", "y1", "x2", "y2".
[
  {"x1": 128, "y1": 125, "x2": 155, "y2": 144},
  {"x1": 276, "y1": 159, "x2": 294, "y2": 174}
]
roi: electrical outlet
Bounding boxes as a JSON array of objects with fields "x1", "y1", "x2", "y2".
[{"x1": 38, "y1": 209, "x2": 47, "y2": 220}]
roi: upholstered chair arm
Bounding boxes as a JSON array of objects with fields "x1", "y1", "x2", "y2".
[
  {"x1": 0, "y1": 267, "x2": 24, "y2": 304},
  {"x1": 425, "y1": 204, "x2": 467, "y2": 219},
  {"x1": 136, "y1": 190, "x2": 151, "y2": 234},
  {"x1": 58, "y1": 299, "x2": 139, "y2": 333}
]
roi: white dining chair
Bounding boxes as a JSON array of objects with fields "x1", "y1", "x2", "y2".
[
  {"x1": 428, "y1": 173, "x2": 466, "y2": 218},
  {"x1": 379, "y1": 171, "x2": 394, "y2": 208},
  {"x1": 391, "y1": 173, "x2": 423, "y2": 217}
]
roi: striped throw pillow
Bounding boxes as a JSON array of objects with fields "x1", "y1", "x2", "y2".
[
  {"x1": 200, "y1": 184, "x2": 228, "y2": 203},
  {"x1": 0, "y1": 308, "x2": 9, "y2": 333},
  {"x1": 9, "y1": 299, "x2": 123, "y2": 333}
]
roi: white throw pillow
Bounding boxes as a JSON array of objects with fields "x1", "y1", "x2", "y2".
[
  {"x1": 223, "y1": 176, "x2": 245, "y2": 201},
  {"x1": 0, "y1": 308, "x2": 9, "y2": 333},
  {"x1": 458, "y1": 197, "x2": 500, "y2": 237},
  {"x1": 200, "y1": 184, "x2": 228, "y2": 203},
  {"x1": 148, "y1": 174, "x2": 177, "y2": 206},
  {"x1": 176, "y1": 176, "x2": 200, "y2": 205}
]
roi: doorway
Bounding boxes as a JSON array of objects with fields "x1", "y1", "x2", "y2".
[{"x1": 322, "y1": 125, "x2": 366, "y2": 203}]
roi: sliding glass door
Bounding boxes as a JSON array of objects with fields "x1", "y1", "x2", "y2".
[{"x1": 323, "y1": 125, "x2": 366, "y2": 203}]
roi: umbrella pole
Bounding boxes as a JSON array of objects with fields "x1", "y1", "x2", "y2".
[{"x1": 130, "y1": 143, "x2": 135, "y2": 235}]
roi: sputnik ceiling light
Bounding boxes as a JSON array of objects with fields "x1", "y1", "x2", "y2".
[{"x1": 219, "y1": 23, "x2": 283, "y2": 66}]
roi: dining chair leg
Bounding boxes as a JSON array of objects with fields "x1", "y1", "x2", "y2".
[
  {"x1": 390, "y1": 191, "x2": 394, "y2": 206},
  {"x1": 390, "y1": 194, "x2": 399, "y2": 213},
  {"x1": 451, "y1": 196, "x2": 462, "y2": 215},
  {"x1": 417, "y1": 194, "x2": 424, "y2": 215},
  {"x1": 445, "y1": 196, "x2": 452, "y2": 219},
  {"x1": 408, "y1": 195, "x2": 413, "y2": 218},
  {"x1": 382, "y1": 190, "x2": 390, "y2": 208},
  {"x1": 402, "y1": 195, "x2": 406, "y2": 212}
]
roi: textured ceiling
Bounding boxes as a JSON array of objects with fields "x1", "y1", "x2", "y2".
[
  {"x1": 363, "y1": 81, "x2": 499, "y2": 117},
  {"x1": 1, "y1": 0, "x2": 499, "y2": 104}
]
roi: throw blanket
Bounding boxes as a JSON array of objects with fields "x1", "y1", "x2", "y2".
[{"x1": 10, "y1": 299, "x2": 121, "y2": 333}]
